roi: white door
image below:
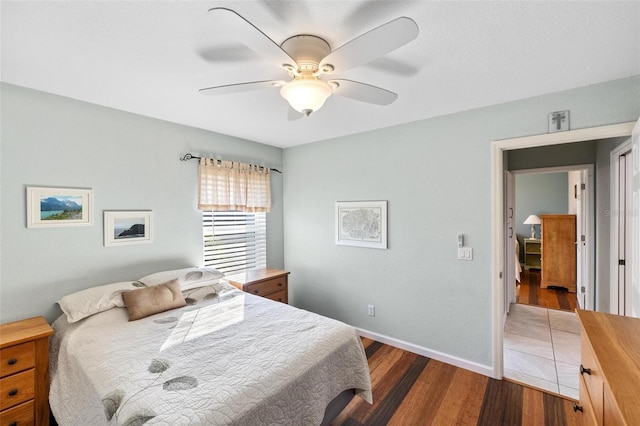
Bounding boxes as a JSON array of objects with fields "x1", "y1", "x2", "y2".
[
  {"x1": 575, "y1": 172, "x2": 585, "y2": 308},
  {"x1": 620, "y1": 152, "x2": 633, "y2": 314},
  {"x1": 630, "y1": 118, "x2": 640, "y2": 317},
  {"x1": 504, "y1": 171, "x2": 516, "y2": 313}
]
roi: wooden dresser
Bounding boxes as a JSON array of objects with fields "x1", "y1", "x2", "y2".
[
  {"x1": 541, "y1": 214, "x2": 576, "y2": 293},
  {"x1": 226, "y1": 268, "x2": 290, "y2": 304},
  {"x1": 0, "y1": 316, "x2": 54, "y2": 426},
  {"x1": 574, "y1": 310, "x2": 640, "y2": 425}
]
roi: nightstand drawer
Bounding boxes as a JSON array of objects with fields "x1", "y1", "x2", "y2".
[
  {"x1": 246, "y1": 277, "x2": 287, "y2": 297},
  {"x1": 0, "y1": 369, "x2": 34, "y2": 411},
  {"x1": 0, "y1": 343, "x2": 35, "y2": 378},
  {"x1": 0, "y1": 399, "x2": 34, "y2": 425},
  {"x1": 263, "y1": 289, "x2": 287, "y2": 304}
]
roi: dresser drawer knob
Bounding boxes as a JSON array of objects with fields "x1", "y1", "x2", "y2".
[
  {"x1": 9, "y1": 421, "x2": 18, "y2": 426},
  {"x1": 580, "y1": 364, "x2": 591, "y2": 375},
  {"x1": 573, "y1": 403, "x2": 583, "y2": 413},
  {"x1": 254, "y1": 290, "x2": 259, "y2": 294},
  {"x1": 7, "y1": 358, "x2": 18, "y2": 365},
  {"x1": 278, "y1": 283, "x2": 282, "y2": 287},
  {"x1": 8, "y1": 388, "x2": 18, "y2": 396}
]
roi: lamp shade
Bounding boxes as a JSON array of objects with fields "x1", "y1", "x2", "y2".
[
  {"x1": 280, "y1": 78, "x2": 332, "y2": 115},
  {"x1": 523, "y1": 214, "x2": 541, "y2": 225}
]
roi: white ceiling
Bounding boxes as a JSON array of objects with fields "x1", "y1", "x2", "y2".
[{"x1": 2, "y1": 1, "x2": 639, "y2": 148}]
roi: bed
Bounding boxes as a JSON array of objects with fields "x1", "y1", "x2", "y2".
[{"x1": 49, "y1": 269, "x2": 372, "y2": 425}]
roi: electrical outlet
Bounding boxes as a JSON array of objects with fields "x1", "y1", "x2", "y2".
[{"x1": 368, "y1": 304, "x2": 375, "y2": 316}]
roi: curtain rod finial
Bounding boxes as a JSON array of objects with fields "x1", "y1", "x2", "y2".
[{"x1": 181, "y1": 153, "x2": 198, "y2": 161}]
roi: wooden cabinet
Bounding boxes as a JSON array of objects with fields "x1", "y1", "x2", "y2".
[
  {"x1": 575, "y1": 310, "x2": 640, "y2": 425},
  {"x1": 0, "y1": 316, "x2": 53, "y2": 426},
  {"x1": 227, "y1": 268, "x2": 290, "y2": 304},
  {"x1": 523, "y1": 238, "x2": 541, "y2": 270},
  {"x1": 540, "y1": 214, "x2": 576, "y2": 293}
]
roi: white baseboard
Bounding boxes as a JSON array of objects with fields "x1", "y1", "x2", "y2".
[{"x1": 355, "y1": 327, "x2": 495, "y2": 378}]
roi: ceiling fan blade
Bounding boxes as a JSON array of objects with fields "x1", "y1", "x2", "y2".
[
  {"x1": 199, "y1": 80, "x2": 284, "y2": 96},
  {"x1": 320, "y1": 17, "x2": 418, "y2": 73},
  {"x1": 208, "y1": 8, "x2": 297, "y2": 70},
  {"x1": 330, "y1": 79, "x2": 398, "y2": 105}
]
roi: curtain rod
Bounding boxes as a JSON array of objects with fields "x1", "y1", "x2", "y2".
[{"x1": 180, "y1": 153, "x2": 282, "y2": 174}]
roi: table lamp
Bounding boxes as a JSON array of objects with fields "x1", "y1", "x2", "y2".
[{"x1": 523, "y1": 215, "x2": 541, "y2": 239}]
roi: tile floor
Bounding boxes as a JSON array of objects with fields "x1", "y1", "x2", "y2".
[{"x1": 503, "y1": 303, "x2": 581, "y2": 399}]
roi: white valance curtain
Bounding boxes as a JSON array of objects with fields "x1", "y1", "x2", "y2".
[{"x1": 198, "y1": 158, "x2": 271, "y2": 212}]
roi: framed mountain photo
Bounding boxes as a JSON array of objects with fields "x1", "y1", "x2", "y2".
[
  {"x1": 27, "y1": 186, "x2": 93, "y2": 228},
  {"x1": 104, "y1": 211, "x2": 153, "y2": 247}
]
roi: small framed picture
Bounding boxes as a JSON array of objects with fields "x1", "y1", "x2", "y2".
[
  {"x1": 104, "y1": 211, "x2": 153, "y2": 247},
  {"x1": 27, "y1": 186, "x2": 93, "y2": 228},
  {"x1": 335, "y1": 200, "x2": 387, "y2": 249}
]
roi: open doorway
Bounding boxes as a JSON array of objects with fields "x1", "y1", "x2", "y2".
[
  {"x1": 503, "y1": 160, "x2": 593, "y2": 399},
  {"x1": 490, "y1": 121, "x2": 636, "y2": 392},
  {"x1": 510, "y1": 166, "x2": 593, "y2": 311}
]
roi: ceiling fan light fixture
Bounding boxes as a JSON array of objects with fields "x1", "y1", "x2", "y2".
[{"x1": 280, "y1": 77, "x2": 332, "y2": 115}]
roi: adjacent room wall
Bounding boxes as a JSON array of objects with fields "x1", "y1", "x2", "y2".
[
  {"x1": 283, "y1": 76, "x2": 640, "y2": 369},
  {"x1": 0, "y1": 83, "x2": 285, "y2": 323},
  {"x1": 506, "y1": 141, "x2": 597, "y2": 170},
  {"x1": 515, "y1": 173, "x2": 569, "y2": 248}
]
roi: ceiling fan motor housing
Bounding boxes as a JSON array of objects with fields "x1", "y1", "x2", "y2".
[{"x1": 281, "y1": 35, "x2": 331, "y2": 74}]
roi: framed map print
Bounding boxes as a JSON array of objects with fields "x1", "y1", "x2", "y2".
[{"x1": 335, "y1": 201, "x2": 387, "y2": 249}]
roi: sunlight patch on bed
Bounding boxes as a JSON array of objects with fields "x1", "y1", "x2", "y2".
[{"x1": 161, "y1": 295, "x2": 245, "y2": 351}]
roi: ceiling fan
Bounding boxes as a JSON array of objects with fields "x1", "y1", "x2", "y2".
[{"x1": 199, "y1": 8, "x2": 419, "y2": 118}]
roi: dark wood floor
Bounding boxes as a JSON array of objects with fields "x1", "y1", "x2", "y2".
[
  {"x1": 332, "y1": 338, "x2": 582, "y2": 426},
  {"x1": 516, "y1": 270, "x2": 577, "y2": 312}
]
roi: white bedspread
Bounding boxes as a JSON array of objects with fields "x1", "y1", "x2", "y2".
[{"x1": 50, "y1": 285, "x2": 372, "y2": 425}]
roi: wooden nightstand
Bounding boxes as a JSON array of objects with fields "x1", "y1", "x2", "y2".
[
  {"x1": 0, "y1": 316, "x2": 54, "y2": 426},
  {"x1": 226, "y1": 268, "x2": 290, "y2": 304},
  {"x1": 523, "y1": 238, "x2": 541, "y2": 270}
]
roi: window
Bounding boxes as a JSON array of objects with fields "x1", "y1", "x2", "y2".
[{"x1": 203, "y1": 210, "x2": 266, "y2": 274}]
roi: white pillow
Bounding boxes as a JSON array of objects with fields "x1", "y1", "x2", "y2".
[
  {"x1": 58, "y1": 281, "x2": 143, "y2": 323},
  {"x1": 138, "y1": 267, "x2": 225, "y2": 291}
]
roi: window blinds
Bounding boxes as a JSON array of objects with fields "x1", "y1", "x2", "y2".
[{"x1": 203, "y1": 210, "x2": 267, "y2": 274}]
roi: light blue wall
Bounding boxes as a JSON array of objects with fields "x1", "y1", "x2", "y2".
[
  {"x1": 2, "y1": 76, "x2": 638, "y2": 370},
  {"x1": 283, "y1": 76, "x2": 640, "y2": 368},
  {"x1": 0, "y1": 83, "x2": 284, "y2": 323},
  {"x1": 515, "y1": 173, "x2": 569, "y2": 251}
]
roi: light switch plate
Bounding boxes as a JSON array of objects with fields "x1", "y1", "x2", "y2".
[{"x1": 458, "y1": 247, "x2": 473, "y2": 260}]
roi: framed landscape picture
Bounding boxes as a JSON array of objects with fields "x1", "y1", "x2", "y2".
[
  {"x1": 27, "y1": 186, "x2": 93, "y2": 228},
  {"x1": 104, "y1": 211, "x2": 153, "y2": 247},
  {"x1": 335, "y1": 200, "x2": 387, "y2": 249}
]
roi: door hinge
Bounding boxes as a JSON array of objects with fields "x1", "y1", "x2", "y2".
[
  {"x1": 581, "y1": 286, "x2": 586, "y2": 293},
  {"x1": 581, "y1": 235, "x2": 586, "y2": 242},
  {"x1": 619, "y1": 259, "x2": 626, "y2": 266},
  {"x1": 581, "y1": 183, "x2": 586, "y2": 190}
]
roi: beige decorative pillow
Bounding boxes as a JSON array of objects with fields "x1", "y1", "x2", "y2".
[{"x1": 122, "y1": 279, "x2": 186, "y2": 321}]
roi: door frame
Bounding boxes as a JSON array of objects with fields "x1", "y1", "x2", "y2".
[
  {"x1": 491, "y1": 121, "x2": 635, "y2": 379},
  {"x1": 609, "y1": 140, "x2": 633, "y2": 314}
]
